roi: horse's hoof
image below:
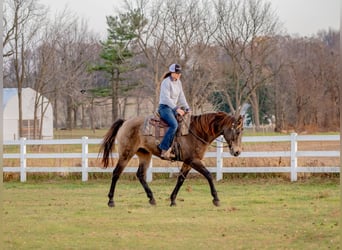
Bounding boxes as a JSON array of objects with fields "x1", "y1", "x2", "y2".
[
  {"x1": 149, "y1": 198, "x2": 156, "y2": 206},
  {"x1": 170, "y1": 201, "x2": 177, "y2": 207},
  {"x1": 108, "y1": 200, "x2": 115, "y2": 207},
  {"x1": 213, "y1": 199, "x2": 220, "y2": 207}
]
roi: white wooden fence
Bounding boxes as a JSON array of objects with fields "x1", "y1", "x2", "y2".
[{"x1": 3, "y1": 133, "x2": 340, "y2": 182}]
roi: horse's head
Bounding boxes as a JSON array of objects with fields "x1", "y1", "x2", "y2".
[{"x1": 223, "y1": 115, "x2": 244, "y2": 157}]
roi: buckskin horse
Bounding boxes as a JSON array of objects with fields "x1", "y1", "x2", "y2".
[{"x1": 100, "y1": 112, "x2": 243, "y2": 207}]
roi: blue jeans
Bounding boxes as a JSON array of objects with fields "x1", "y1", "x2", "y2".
[{"x1": 158, "y1": 104, "x2": 178, "y2": 150}]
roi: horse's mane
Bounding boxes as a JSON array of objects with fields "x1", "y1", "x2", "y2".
[{"x1": 190, "y1": 112, "x2": 234, "y2": 137}]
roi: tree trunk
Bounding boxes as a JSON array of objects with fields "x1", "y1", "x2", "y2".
[
  {"x1": 154, "y1": 72, "x2": 160, "y2": 112},
  {"x1": 66, "y1": 96, "x2": 73, "y2": 130},
  {"x1": 73, "y1": 106, "x2": 77, "y2": 128},
  {"x1": 89, "y1": 98, "x2": 95, "y2": 133},
  {"x1": 250, "y1": 91, "x2": 260, "y2": 130},
  {"x1": 16, "y1": 34, "x2": 25, "y2": 138},
  {"x1": 53, "y1": 88, "x2": 58, "y2": 129},
  {"x1": 111, "y1": 70, "x2": 119, "y2": 122},
  {"x1": 18, "y1": 89, "x2": 23, "y2": 138}
]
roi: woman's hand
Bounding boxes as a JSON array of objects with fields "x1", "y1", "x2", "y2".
[{"x1": 176, "y1": 108, "x2": 185, "y2": 116}]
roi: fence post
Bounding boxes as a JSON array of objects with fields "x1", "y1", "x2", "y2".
[
  {"x1": 82, "y1": 136, "x2": 89, "y2": 181},
  {"x1": 290, "y1": 133, "x2": 298, "y2": 182},
  {"x1": 216, "y1": 136, "x2": 223, "y2": 181},
  {"x1": 20, "y1": 137, "x2": 27, "y2": 182},
  {"x1": 146, "y1": 159, "x2": 153, "y2": 182}
]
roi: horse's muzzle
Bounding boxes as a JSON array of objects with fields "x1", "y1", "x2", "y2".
[
  {"x1": 233, "y1": 150, "x2": 241, "y2": 157},
  {"x1": 229, "y1": 146, "x2": 241, "y2": 157}
]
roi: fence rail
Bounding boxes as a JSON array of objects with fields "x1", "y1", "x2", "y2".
[{"x1": 3, "y1": 133, "x2": 340, "y2": 182}]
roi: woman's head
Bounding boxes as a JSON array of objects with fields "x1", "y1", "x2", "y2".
[
  {"x1": 169, "y1": 64, "x2": 182, "y2": 73},
  {"x1": 169, "y1": 63, "x2": 182, "y2": 80}
]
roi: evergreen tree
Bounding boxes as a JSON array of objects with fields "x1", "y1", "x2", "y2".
[{"x1": 92, "y1": 10, "x2": 144, "y2": 121}]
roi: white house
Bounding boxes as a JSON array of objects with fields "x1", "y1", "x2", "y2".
[{"x1": 3, "y1": 88, "x2": 53, "y2": 140}]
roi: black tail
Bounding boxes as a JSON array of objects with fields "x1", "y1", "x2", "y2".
[{"x1": 99, "y1": 119, "x2": 125, "y2": 168}]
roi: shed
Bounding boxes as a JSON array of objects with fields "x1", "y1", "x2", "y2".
[{"x1": 3, "y1": 88, "x2": 53, "y2": 140}]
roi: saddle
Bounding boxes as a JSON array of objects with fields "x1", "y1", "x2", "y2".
[
  {"x1": 142, "y1": 112, "x2": 191, "y2": 160},
  {"x1": 142, "y1": 112, "x2": 190, "y2": 139}
]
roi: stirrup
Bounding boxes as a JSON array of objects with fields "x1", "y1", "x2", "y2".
[{"x1": 160, "y1": 149, "x2": 175, "y2": 160}]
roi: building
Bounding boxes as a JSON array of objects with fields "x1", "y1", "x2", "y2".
[{"x1": 3, "y1": 88, "x2": 53, "y2": 140}]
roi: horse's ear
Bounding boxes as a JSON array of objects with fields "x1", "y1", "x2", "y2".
[
  {"x1": 234, "y1": 106, "x2": 242, "y2": 120},
  {"x1": 237, "y1": 115, "x2": 244, "y2": 128}
]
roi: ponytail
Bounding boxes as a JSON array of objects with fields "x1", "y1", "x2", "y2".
[{"x1": 162, "y1": 72, "x2": 172, "y2": 79}]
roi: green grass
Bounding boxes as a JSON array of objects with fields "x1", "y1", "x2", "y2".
[{"x1": 3, "y1": 178, "x2": 340, "y2": 249}]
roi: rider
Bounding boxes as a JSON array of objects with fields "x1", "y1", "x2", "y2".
[{"x1": 158, "y1": 63, "x2": 191, "y2": 160}]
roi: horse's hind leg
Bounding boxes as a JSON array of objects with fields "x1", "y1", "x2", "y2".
[
  {"x1": 170, "y1": 163, "x2": 191, "y2": 206},
  {"x1": 108, "y1": 158, "x2": 131, "y2": 207},
  {"x1": 136, "y1": 150, "x2": 156, "y2": 205}
]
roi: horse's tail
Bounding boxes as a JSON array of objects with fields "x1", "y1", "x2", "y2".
[{"x1": 100, "y1": 119, "x2": 125, "y2": 168}]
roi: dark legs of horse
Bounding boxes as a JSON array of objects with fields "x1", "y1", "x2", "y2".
[
  {"x1": 190, "y1": 159, "x2": 220, "y2": 206},
  {"x1": 170, "y1": 164, "x2": 191, "y2": 206},
  {"x1": 136, "y1": 152, "x2": 156, "y2": 205},
  {"x1": 107, "y1": 147, "x2": 156, "y2": 207},
  {"x1": 108, "y1": 163, "x2": 125, "y2": 207}
]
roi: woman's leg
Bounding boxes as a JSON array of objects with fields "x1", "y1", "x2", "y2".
[{"x1": 158, "y1": 105, "x2": 178, "y2": 151}]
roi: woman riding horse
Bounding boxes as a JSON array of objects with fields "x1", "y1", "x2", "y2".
[{"x1": 100, "y1": 112, "x2": 243, "y2": 207}]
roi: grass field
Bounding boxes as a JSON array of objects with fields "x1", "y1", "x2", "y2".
[{"x1": 3, "y1": 177, "x2": 340, "y2": 249}]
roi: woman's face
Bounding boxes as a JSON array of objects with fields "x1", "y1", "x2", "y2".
[{"x1": 171, "y1": 72, "x2": 181, "y2": 80}]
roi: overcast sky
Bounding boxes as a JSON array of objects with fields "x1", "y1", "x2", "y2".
[{"x1": 39, "y1": 0, "x2": 339, "y2": 39}]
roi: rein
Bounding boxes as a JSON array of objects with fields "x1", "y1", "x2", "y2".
[
  {"x1": 178, "y1": 113, "x2": 210, "y2": 145},
  {"x1": 179, "y1": 114, "x2": 229, "y2": 148},
  {"x1": 188, "y1": 128, "x2": 210, "y2": 145}
]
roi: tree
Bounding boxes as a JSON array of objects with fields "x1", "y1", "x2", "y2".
[
  {"x1": 48, "y1": 10, "x2": 99, "y2": 130},
  {"x1": 214, "y1": 0, "x2": 280, "y2": 127},
  {"x1": 3, "y1": 0, "x2": 48, "y2": 137},
  {"x1": 93, "y1": 10, "x2": 141, "y2": 121},
  {"x1": 270, "y1": 30, "x2": 339, "y2": 132},
  {"x1": 123, "y1": 0, "x2": 217, "y2": 113}
]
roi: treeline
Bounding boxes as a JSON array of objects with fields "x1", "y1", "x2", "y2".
[{"x1": 3, "y1": 0, "x2": 339, "y2": 137}]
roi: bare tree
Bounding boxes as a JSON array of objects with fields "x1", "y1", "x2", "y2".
[
  {"x1": 270, "y1": 30, "x2": 339, "y2": 132},
  {"x1": 49, "y1": 11, "x2": 99, "y2": 130},
  {"x1": 214, "y1": 0, "x2": 280, "y2": 126},
  {"x1": 122, "y1": 0, "x2": 171, "y2": 110},
  {"x1": 123, "y1": 0, "x2": 216, "y2": 113},
  {"x1": 3, "y1": 0, "x2": 48, "y2": 137},
  {"x1": 284, "y1": 35, "x2": 339, "y2": 131}
]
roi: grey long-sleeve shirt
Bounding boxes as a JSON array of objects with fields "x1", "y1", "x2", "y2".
[{"x1": 159, "y1": 77, "x2": 189, "y2": 110}]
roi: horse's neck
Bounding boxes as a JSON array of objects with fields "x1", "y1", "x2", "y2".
[
  {"x1": 207, "y1": 133, "x2": 221, "y2": 144},
  {"x1": 192, "y1": 127, "x2": 221, "y2": 145},
  {"x1": 190, "y1": 113, "x2": 229, "y2": 144}
]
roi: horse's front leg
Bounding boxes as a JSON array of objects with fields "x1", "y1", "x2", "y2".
[
  {"x1": 136, "y1": 152, "x2": 156, "y2": 205},
  {"x1": 170, "y1": 163, "x2": 191, "y2": 206},
  {"x1": 190, "y1": 159, "x2": 220, "y2": 206}
]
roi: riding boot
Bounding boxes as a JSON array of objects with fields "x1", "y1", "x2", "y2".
[{"x1": 160, "y1": 148, "x2": 175, "y2": 160}]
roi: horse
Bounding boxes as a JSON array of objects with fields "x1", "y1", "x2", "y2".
[{"x1": 100, "y1": 111, "x2": 243, "y2": 207}]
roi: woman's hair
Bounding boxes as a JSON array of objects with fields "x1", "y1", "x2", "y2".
[{"x1": 162, "y1": 72, "x2": 172, "y2": 79}]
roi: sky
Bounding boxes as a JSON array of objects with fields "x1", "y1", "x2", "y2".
[{"x1": 39, "y1": 0, "x2": 339, "y2": 39}]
